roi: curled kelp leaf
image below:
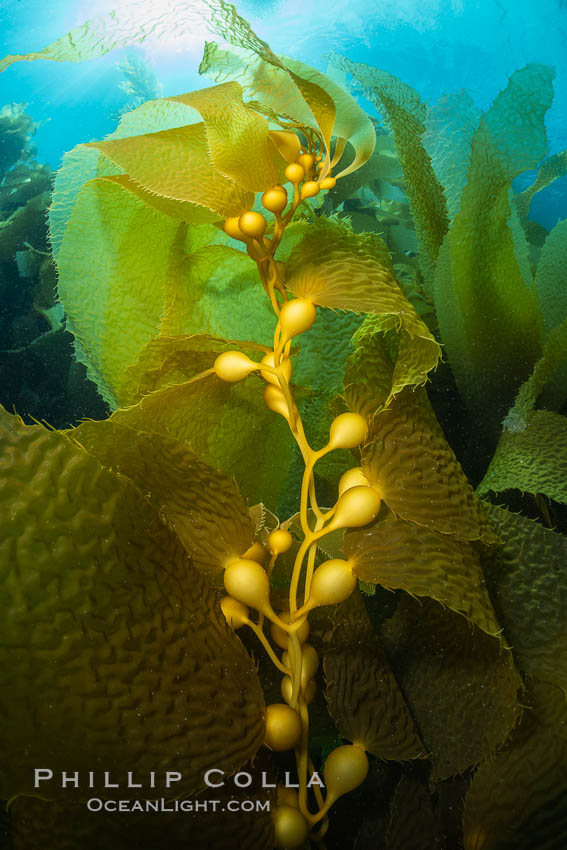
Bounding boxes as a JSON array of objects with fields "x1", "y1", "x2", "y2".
[
  {"x1": 480, "y1": 504, "x2": 567, "y2": 692},
  {"x1": 345, "y1": 508, "x2": 501, "y2": 639},
  {"x1": 285, "y1": 218, "x2": 441, "y2": 397},
  {"x1": 358, "y1": 388, "x2": 498, "y2": 543},
  {"x1": 502, "y1": 315, "x2": 567, "y2": 433},
  {"x1": 478, "y1": 410, "x2": 567, "y2": 505},
  {"x1": 0, "y1": 406, "x2": 265, "y2": 802},
  {"x1": 68, "y1": 419, "x2": 255, "y2": 580},
  {"x1": 199, "y1": 43, "x2": 375, "y2": 179},
  {"x1": 323, "y1": 590, "x2": 425, "y2": 761},
  {"x1": 463, "y1": 680, "x2": 567, "y2": 850},
  {"x1": 515, "y1": 149, "x2": 567, "y2": 227},
  {"x1": 381, "y1": 596, "x2": 522, "y2": 781},
  {"x1": 342, "y1": 321, "x2": 394, "y2": 419}
]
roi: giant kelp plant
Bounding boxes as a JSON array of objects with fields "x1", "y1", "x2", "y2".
[{"x1": 1, "y1": 2, "x2": 567, "y2": 850}]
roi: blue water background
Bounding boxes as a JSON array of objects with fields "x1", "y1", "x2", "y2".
[{"x1": 0, "y1": 0, "x2": 565, "y2": 228}]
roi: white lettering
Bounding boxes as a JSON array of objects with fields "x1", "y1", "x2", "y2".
[
  {"x1": 165, "y1": 772, "x2": 182, "y2": 788},
  {"x1": 307, "y1": 772, "x2": 325, "y2": 788},
  {"x1": 204, "y1": 769, "x2": 225, "y2": 788},
  {"x1": 34, "y1": 769, "x2": 53, "y2": 787},
  {"x1": 127, "y1": 772, "x2": 142, "y2": 788},
  {"x1": 103, "y1": 772, "x2": 118, "y2": 788},
  {"x1": 234, "y1": 771, "x2": 252, "y2": 788},
  {"x1": 61, "y1": 772, "x2": 79, "y2": 788}
]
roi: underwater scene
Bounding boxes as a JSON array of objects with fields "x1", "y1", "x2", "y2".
[{"x1": 0, "y1": 0, "x2": 566, "y2": 847}]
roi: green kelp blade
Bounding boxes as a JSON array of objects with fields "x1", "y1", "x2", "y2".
[
  {"x1": 463, "y1": 680, "x2": 567, "y2": 850},
  {"x1": 358, "y1": 388, "x2": 498, "y2": 543},
  {"x1": 56, "y1": 176, "x2": 275, "y2": 408},
  {"x1": 57, "y1": 177, "x2": 180, "y2": 407},
  {"x1": 285, "y1": 218, "x2": 441, "y2": 398},
  {"x1": 166, "y1": 83, "x2": 285, "y2": 193},
  {"x1": 112, "y1": 372, "x2": 295, "y2": 514},
  {"x1": 0, "y1": 407, "x2": 265, "y2": 802},
  {"x1": 345, "y1": 507, "x2": 501, "y2": 639},
  {"x1": 0, "y1": 0, "x2": 278, "y2": 72},
  {"x1": 102, "y1": 172, "x2": 222, "y2": 224},
  {"x1": 49, "y1": 98, "x2": 210, "y2": 259},
  {"x1": 329, "y1": 54, "x2": 449, "y2": 284},
  {"x1": 199, "y1": 43, "x2": 335, "y2": 167},
  {"x1": 477, "y1": 410, "x2": 567, "y2": 505},
  {"x1": 323, "y1": 590, "x2": 425, "y2": 761},
  {"x1": 535, "y1": 218, "x2": 567, "y2": 336},
  {"x1": 423, "y1": 89, "x2": 480, "y2": 222},
  {"x1": 68, "y1": 419, "x2": 254, "y2": 581},
  {"x1": 480, "y1": 505, "x2": 567, "y2": 692},
  {"x1": 281, "y1": 56, "x2": 375, "y2": 178},
  {"x1": 118, "y1": 332, "x2": 268, "y2": 405},
  {"x1": 200, "y1": 43, "x2": 375, "y2": 178},
  {"x1": 532, "y1": 218, "x2": 567, "y2": 409},
  {"x1": 381, "y1": 596, "x2": 521, "y2": 781},
  {"x1": 88, "y1": 120, "x2": 253, "y2": 216},
  {"x1": 342, "y1": 319, "x2": 395, "y2": 419},
  {"x1": 433, "y1": 64, "x2": 554, "y2": 421}
]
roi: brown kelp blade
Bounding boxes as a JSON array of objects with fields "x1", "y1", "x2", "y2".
[
  {"x1": 324, "y1": 590, "x2": 425, "y2": 761},
  {"x1": 0, "y1": 407, "x2": 265, "y2": 801},
  {"x1": 381, "y1": 596, "x2": 521, "y2": 781}
]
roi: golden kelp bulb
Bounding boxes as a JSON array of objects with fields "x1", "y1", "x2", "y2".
[
  {"x1": 279, "y1": 298, "x2": 317, "y2": 341},
  {"x1": 298, "y1": 153, "x2": 315, "y2": 173},
  {"x1": 240, "y1": 541, "x2": 266, "y2": 563},
  {"x1": 267, "y1": 528, "x2": 293, "y2": 555},
  {"x1": 285, "y1": 163, "x2": 305, "y2": 185},
  {"x1": 283, "y1": 644, "x2": 319, "y2": 687},
  {"x1": 281, "y1": 675, "x2": 316, "y2": 705},
  {"x1": 271, "y1": 612, "x2": 310, "y2": 650},
  {"x1": 277, "y1": 786, "x2": 299, "y2": 809},
  {"x1": 308, "y1": 559, "x2": 357, "y2": 607},
  {"x1": 300, "y1": 644, "x2": 319, "y2": 684},
  {"x1": 264, "y1": 385, "x2": 290, "y2": 420},
  {"x1": 300, "y1": 181, "x2": 320, "y2": 200},
  {"x1": 260, "y1": 352, "x2": 293, "y2": 386},
  {"x1": 328, "y1": 412, "x2": 368, "y2": 450},
  {"x1": 338, "y1": 466, "x2": 370, "y2": 496},
  {"x1": 224, "y1": 559, "x2": 271, "y2": 613},
  {"x1": 319, "y1": 176, "x2": 337, "y2": 190},
  {"x1": 262, "y1": 186, "x2": 288, "y2": 214},
  {"x1": 264, "y1": 703, "x2": 302, "y2": 751},
  {"x1": 224, "y1": 216, "x2": 246, "y2": 240},
  {"x1": 220, "y1": 596, "x2": 249, "y2": 630},
  {"x1": 323, "y1": 745, "x2": 369, "y2": 805},
  {"x1": 214, "y1": 351, "x2": 258, "y2": 382},
  {"x1": 273, "y1": 805, "x2": 309, "y2": 849},
  {"x1": 238, "y1": 210, "x2": 267, "y2": 240},
  {"x1": 328, "y1": 486, "x2": 381, "y2": 530}
]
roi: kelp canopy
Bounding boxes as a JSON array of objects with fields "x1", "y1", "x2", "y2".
[{"x1": 1, "y1": 1, "x2": 567, "y2": 849}]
